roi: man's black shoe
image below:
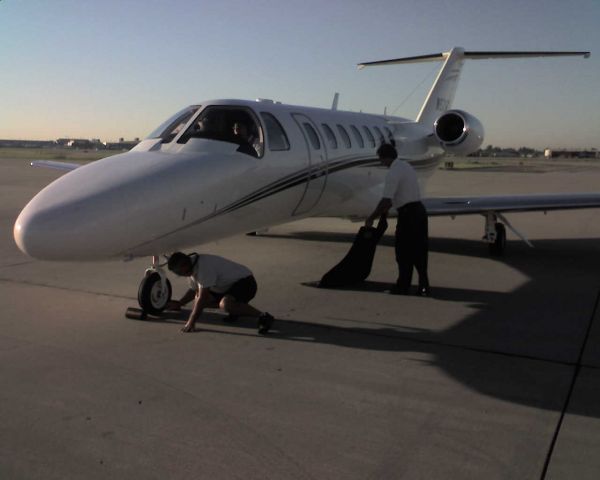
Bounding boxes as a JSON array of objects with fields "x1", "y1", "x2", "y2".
[
  {"x1": 224, "y1": 314, "x2": 238, "y2": 323},
  {"x1": 258, "y1": 312, "x2": 274, "y2": 334},
  {"x1": 417, "y1": 285, "x2": 431, "y2": 297}
]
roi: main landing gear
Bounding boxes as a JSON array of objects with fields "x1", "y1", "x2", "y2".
[
  {"x1": 483, "y1": 212, "x2": 533, "y2": 256},
  {"x1": 484, "y1": 213, "x2": 506, "y2": 256},
  {"x1": 126, "y1": 255, "x2": 172, "y2": 320}
]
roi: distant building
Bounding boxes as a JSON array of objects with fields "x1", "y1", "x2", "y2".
[
  {"x1": 0, "y1": 139, "x2": 56, "y2": 148},
  {"x1": 544, "y1": 148, "x2": 599, "y2": 159},
  {"x1": 66, "y1": 139, "x2": 104, "y2": 150},
  {"x1": 0, "y1": 137, "x2": 140, "y2": 151},
  {"x1": 104, "y1": 138, "x2": 139, "y2": 151}
]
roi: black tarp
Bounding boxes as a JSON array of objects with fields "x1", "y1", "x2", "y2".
[{"x1": 318, "y1": 217, "x2": 388, "y2": 288}]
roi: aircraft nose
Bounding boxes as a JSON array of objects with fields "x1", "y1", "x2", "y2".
[
  {"x1": 14, "y1": 204, "x2": 61, "y2": 260},
  {"x1": 13, "y1": 179, "x2": 112, "y2": 260},
  {"x1": 13, "y1": 211, "x2": 29, "y2": 256},
  {"x1": 14, "y1": 185, "x2": 129, "y2": 261}
]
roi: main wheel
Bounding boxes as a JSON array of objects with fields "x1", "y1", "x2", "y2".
[
  {"x1": 489, "y1": 223, "x2": 506, "y2": 256},
  {"x1": 138, "y1": 272, "x2": 172, "y2": 315}
]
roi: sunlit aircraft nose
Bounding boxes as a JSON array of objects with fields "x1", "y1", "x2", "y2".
[
  {"x1": 12, "y1": 156, "x2": 144, "y2": 261},
  {"x1": 14, "y1": 208, "x2": 37, "y2": 258},
  {"x1": 13, "y1": 176, "x2": 144, "y2": 261},
  {"x1": 14, "y1": 203, "x2": 76, "y2": 260},
  {"x1": 14, "y1": 149, "x2": 234, "y2": 260},
  {"x1": 13, "y1": 199, "x2": 84, "y2": 260},
  {"x1": 13, "y1": 151, "x2": 219, "y2": 261}
]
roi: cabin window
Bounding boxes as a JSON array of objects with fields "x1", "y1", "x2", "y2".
[
  {"x1": 350, "y1": 125, "x2": 364, "y2": 148},
  {"x1": 383, "y1": 126, "x2": 394, "y2": 144},
  {"x1": 362, "y1": 126, "x2": 375, "y2": 147},
  {"x1": 146, "y1": 106, "x2": 199, "y2": 144},
  {"x1": 373, "y1": 126, "x2": 385, "y2": 144},
  {"x1": 336, "y1": 125, "x2": 351, "y2": 148},
  {"x1": 321, "y1": 124, "x2": 338, "y2": 149},
  {"x1": 178, "y1": 106, "x2": 263, "y2": 157},
  {"x1": 303, "y1": 123, "x2": 321, "y2": 150},
  {"x1": 261, "y1": 112, "x2": 290, "y2": 151}
]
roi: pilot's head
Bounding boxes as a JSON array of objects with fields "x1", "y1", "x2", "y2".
[
  {"x1": 168, "y1": 252, "x2": 193, "y2": 276},
  {"x1": 376, "y1": 143, "x2": 397, "y2": 166},
  {"x1": 233, "y1": 122, "x2": 249, "y2": 139}
]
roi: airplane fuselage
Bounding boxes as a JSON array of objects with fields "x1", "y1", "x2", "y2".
[{"x1": 14, "y1": 99, "x2": 444, "y2": 261}]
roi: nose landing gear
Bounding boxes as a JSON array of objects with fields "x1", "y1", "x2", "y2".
[{"x1": 126, "y1": 256, "x2": 172, "y2": 319}]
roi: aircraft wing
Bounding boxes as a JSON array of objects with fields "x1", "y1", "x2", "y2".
[
  {"x1": 423, "y1": 193, "x2": 600, "y2": 216},
  {"x1": 31, "y1": 160, "x2": 82, "y2": 171}
]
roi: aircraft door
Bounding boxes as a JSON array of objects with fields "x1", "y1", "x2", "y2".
[{"x1": 291, "y1": 113, "x2": 328, "y2": 216}]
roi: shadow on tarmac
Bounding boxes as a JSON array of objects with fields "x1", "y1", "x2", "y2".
[
  {"x1": 149, "y1": 234, "x2": 600, "y2": 418},
  {"x1": 153, "y1": 302, "x2": 600, "y2": 417}
]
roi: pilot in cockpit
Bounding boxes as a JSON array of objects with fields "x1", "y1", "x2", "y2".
[
  {"x1": 232, "y1": 122, "x2": 261, "y2": 157},
  {"x1": 193, "y1": 115, "x2": 216, "y2": 136}
]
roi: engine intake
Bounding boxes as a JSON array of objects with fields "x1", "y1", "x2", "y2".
[{"x1": 434, "y1": 109, "x2": 484, "y2": 155}]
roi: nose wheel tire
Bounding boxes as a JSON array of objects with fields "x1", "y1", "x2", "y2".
[
  {"x1": 138, "y1": 271, "x2": 172, "y2": 315},
  {"x1": 489, "y1": 223, "x2": 506, "y2": 256}
]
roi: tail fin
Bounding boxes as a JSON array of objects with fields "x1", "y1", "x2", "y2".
[{"x1": 358, "y1": 48, "x2": 590, "y2": 126}]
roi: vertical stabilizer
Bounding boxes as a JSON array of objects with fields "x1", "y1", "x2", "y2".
[
  {"x1": 358, "y1": 47, "x2": 466, "y2": 125},
  {"x1": 415, "y1": 47, "x2": 465, "y2": 125}
]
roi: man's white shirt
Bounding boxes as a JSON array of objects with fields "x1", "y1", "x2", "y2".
[
  {"x1": 188, "y1": 254, "x2": 252, "y2": 293},
  {"x1": 382, "y1": 159, "x2": 421, "y2": 209}
]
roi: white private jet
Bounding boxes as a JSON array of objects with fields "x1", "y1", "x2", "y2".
[{"x1": 14, "y1": 47, "x2": 597, "y2": 314}]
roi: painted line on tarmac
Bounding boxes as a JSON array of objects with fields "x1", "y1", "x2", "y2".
[{"x1": 539, "y1": 287, "x2": 600, "y2": 480}]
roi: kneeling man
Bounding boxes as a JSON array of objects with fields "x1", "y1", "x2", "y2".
[{"x1": 167, "y1": 252, "x2": 274, "y2": 334}]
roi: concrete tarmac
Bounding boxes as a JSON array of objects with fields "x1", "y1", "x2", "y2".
[{"x1": 1, "y1": 157, "x2": 600, "y2": 479}]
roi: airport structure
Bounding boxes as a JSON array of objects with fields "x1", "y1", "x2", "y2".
[
  {"x1": 544, "y1": 148, "x2": 599, "y2": 159},
  {"x1": 0, "y1": 137, "x2": 140, "y2": 150}
]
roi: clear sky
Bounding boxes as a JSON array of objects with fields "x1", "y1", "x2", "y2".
[{"x1": 0, "y1": 0, "x2": 598, "y2": 148}]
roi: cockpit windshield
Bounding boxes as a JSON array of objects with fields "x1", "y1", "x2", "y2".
[
  {"x1": 146, "y1": 106, "x2": 200, "y2": 143},
  {"x1": 177, "y1": 106, "x2": 263, "y2": 157}
]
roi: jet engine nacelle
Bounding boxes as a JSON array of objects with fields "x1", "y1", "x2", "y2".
[{"x1": 433, "y1": 109, "x2": 484, "y2": 155}]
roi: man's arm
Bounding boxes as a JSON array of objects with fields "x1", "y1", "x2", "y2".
[
  {"x1": 365, "y1": 198, "x2": 392, "y2": 227},
  {"x1": 167, "y1": 289, "x2": 197, "y2": 310},
  {"x1": 181, "y1": 287, "x2": 214, "y2": 333}
]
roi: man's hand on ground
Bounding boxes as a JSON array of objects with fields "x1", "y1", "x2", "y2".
[{"x1": 181, "y1": 321, "x2": 195, "y2": 333}]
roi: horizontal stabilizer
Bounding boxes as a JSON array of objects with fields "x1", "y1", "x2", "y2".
[
  {"x1": 357, "y1": 50, "x2": 590, "y2": 69},
  {"x1": 357, "y1": 53, "x2": 445, "y2": 69},
  {"x1": 462, "y1": 50, "x2": 590, "y2": 59}
]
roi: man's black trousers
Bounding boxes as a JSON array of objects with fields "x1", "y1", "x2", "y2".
[{"x1": 395, "y1": 201, "x2": 429, "y2": 292}]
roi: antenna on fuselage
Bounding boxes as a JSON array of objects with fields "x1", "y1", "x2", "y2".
[{"x1": 331, "y1": 92, "x2": 339, "y2": 111}]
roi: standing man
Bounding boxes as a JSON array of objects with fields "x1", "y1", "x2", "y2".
[
  {"x1": 365, "y1": 144, "x2": 430, "y2": 296},
  {"x1": 167, "y1": 252, "x2": 274, "y2": 333}
]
